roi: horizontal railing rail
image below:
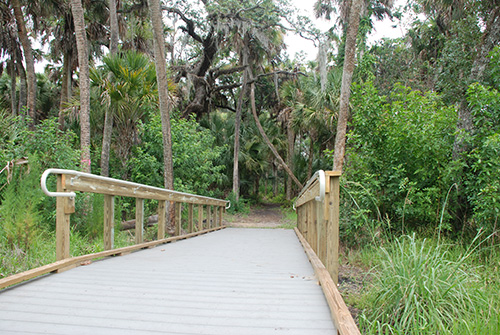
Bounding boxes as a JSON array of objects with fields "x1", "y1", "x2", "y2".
[
  {"x1": 0, "y1": 169, "x2": 229, "y2": 290},
  {"x1": 295, "y1": 170, "x2": 360, "y2": 335}
]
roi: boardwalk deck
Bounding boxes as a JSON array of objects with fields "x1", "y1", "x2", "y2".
[{"x1": 0, "y1": 228, "x2": 336, "y2": 334}]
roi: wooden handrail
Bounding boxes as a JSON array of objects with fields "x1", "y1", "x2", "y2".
[
  {"x1": 40, "y1": 169, "x2": 229, "y2": 261},
  {"x1": 295, "y1": 170, "x2": 360, "y2": 335},
  {"x1": 0, "y1": 170, "x2": 229, "y2": 290}
]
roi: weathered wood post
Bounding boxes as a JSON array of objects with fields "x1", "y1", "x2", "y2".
[
  {"x1": 213, "y1": 206, "x2": 218, "y2": 229},
  {"x1": 198, "y1": 205, "x2": 203, "y2": 231},
  {"x1": 135, "y1": 198, "x2": 144, "y2": 244},
  {"x1": 158, "y1": 200, "x2": 166, "y2": 239},
  {"x1": 103, "y1": 195, "x2": 114, "y2": 250},
  {"x1": 218, "y1": 206, "x2": 223, "y2": 227},
  {"x1": 326, "y1": 171, "x2": 341, "y2": 284},
  {"x1": 188, "y1": 203, "x2": 194, "y2": 233},
  {"x1": 207, "y1": 205, "x2": 212, "y2": 229},
  {"x1": 175, "y1": 202, "x2": 182, "y2": 236},
  {"x1": 317, "y1": 193, "x2": 326, "y2": 265},
  {"x1": 56, "y1": 174, "x2": 73, "y2": 260}
]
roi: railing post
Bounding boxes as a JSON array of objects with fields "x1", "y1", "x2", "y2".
[
  {"x1": 103, "y1": 195, "x2": 114, "y2": 250},
  {"x1": 175, "y1": 202, "x2": 182, "y2": 236},
  {"x1": 213, "y1": 206, "x2": 218, "y2": 228},
  {"x1": 56, "y1": 175, "x2": 72, "y2": 260},
  {"x1": 188, "y1": 203, "x2": 194, "y2": 233},
  {"x1": 310, "y1": 201, "x2": 318, "y2": 253},
  {"x1": 158, "y1": 200, "x2": 166, "y2": 239},
  {"x1": 207, "y1": 205, "x2": 212, "y2": 229},
  {"x1": 317, "y1": 196, "x2": 326, "y2": 264},
  {"x1": 326, "y1": 172, "x2": 340, "y2": 284},
  {"x1": 218, "y1": 206, "x2": 223, "y2": 227},
  {"x1": 135, "y1": 198, "x2": 144, "y2": 244},
  {"x1": 198, "y1": 205, "x2": 203, "y2": 231}
]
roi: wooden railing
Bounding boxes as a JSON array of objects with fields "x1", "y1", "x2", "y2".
[
  {"x1": 294, "y1": 170, "x2": 361, "y2": 335},
  {"x1": 0, "y1": 169, "x2": 229, "y2": 289}
]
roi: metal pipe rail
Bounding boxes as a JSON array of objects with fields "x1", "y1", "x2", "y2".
[{"x1": 41, "y1": 169, "x2": 229, "y2": 262}]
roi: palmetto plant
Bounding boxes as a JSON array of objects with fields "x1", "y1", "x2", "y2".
[{"x1": 89, "y1": 51, "x2": 158, "y2": 178}]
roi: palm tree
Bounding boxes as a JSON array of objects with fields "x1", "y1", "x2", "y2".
[
  {"x1": 70, "y1": 0, "x2": 91, "y2": 173},
  {"x1": 314, "y1": 0, "x2": 393, "y2": 171},
  {"x1": 91, "y1": 51, "x2": 157, "y2": 178},
  {"x1": 10, "y1": 0, "x2": 36, "y2": 128},
  {"x1": 147, "y1": 0, "x2": 174, "y2": 192},
  {"x1": 100, "y1": 0, "x2": 121, "y2": 177}
]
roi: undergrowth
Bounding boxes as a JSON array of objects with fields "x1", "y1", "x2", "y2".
[{"x1": 354, "y1": 233, "x2": 500, "y2": 334}]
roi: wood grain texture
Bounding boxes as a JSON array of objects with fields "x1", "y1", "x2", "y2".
[
  {"x1": 0, "y1": 229, "x2": 335, "y2": 335},
  {"x1": 135, "y1": 198, "x2": 144, "y2": 244},
  {"x1": 294, "y1": 228, "x2": 360, "y2": 335},
  {"x1": 103, "y1": 195, "x2": 114, "y2": 250},
  {"x1": 0, "y1": 227, "x2": 225, "y2": 290},
  {"x1": 63, "y1": 173, "x2": 227, "y2": 207}
]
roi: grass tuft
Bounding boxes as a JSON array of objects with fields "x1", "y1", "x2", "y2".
[{"x1": 360, "y1": 234, "x2": 489, "y2": 334}]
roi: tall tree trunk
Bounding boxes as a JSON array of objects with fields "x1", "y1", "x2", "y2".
[
  {"x1": 148, "y1": 0, "x2": 175, "y2": 231},
  {"x1": 452, "y1": 12, "x2": 500, "y2": 159},
  {"x1": 250, "y1": 82, "x2": 303, "y2": 189},
  {"x1": 12, "y1": 0, "x2": 36, "y2": 129},
  {"x1": 286, "y1": 120, "x2": 294, "y2": 200},
  {"x1": 71, "y1": 0, "x2": 92, "y2": 174},
  {"x1": 307, "y1": 136, "x2": 314, "y2": 180},
  {"x1": 273, "y1": 163, "x2": 278, "y2": 197},
  {"x1": 232, "y1": 46, "x2": 249, "y2": 202},
  {"x1": 109, "y1": 0, "x2": 119, "y2": 54},
  {"x1": 332, "y1": 0, "x2": 361, "y2": 172},
  {"x1": 58, "y1": 52, "x2": 72, "y2": 129},
  {"x1": 8, "y1": 61, "x2": 17, "y2": 116},
  {"x1": 16, "y1": 61, "x2": 27, "y2": 116},
  {"x1": 100, "y1": 0, "x2": 120, "y2": 177},
  {"x1": 148, "y1": 0, "x2": 174, "y2": 190}
]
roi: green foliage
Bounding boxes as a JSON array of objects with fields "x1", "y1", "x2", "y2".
[
  {"x1": 0, "y1": 160, "x2": 43, "y2": 251},
  {"x1": 226, "y1": 191, "x2": 250, "y2": 214},
  {"x1": 346, "y1": 82, "x2": 457, "y2": 237},
  {"x1": 130, "y1": 114, "x2": 226, "y2": 197},
  {"x1": 360, "y1": 234, "x2": 488, "y2": 334},
  {"x1": 464, "y1": 83, "x2": 500, "y2": 230}
]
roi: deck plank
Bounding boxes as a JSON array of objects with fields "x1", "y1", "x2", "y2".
[{"x1": 0, "y1": 228, "x2": 336, "y2": 334}]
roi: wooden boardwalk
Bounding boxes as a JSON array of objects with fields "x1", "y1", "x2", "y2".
[{"x1": 0, "y1": 228, "x2": 337, "y2": 334}]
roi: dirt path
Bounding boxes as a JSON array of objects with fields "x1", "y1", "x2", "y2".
[{"x1": 225, "y1": 203, "x2": 292, "y2": 228}]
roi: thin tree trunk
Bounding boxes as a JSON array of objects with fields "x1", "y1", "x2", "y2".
[
  {"x1": 12, "y1": 0, "x2": 36, "y2": 129},
  {"x1": 100, "y1": 113, "x2": 114, "y2": 177},
  {"x1": 71, "y1": 0, "x2": 92, "y2": 173},
  {"x1": 148, "y1": 0, "x2": 175, "y2": 231},
  {"x1": 453, "y1": 13, "x2": 500, "y2": 159},
  {"x1": 273, "y1": 163, "x2": 278, "y2": 197},
  {"x1": 16, "y1": 61, "x2": 27, "y2": 116},
  {"x1": 232, "y1": 47, "x2": 249, "y2": 202},
  {"x1": 286, "y1": 120, "x2": 294, "y2": 200},
  {"x1": 307, "y1": 136, "x2": 314, "y2": 180},
  {"x1": 250, "y1": 82, "x2": 303, "y2": 189},
  {"x1": 109, "y1": 0, "x2": 119, "y2": 54},
  {"x1": 8, "y1": 61, "x2": 17, "y2": 116},
  {"x1": 332, "y1": 0, "x2": 361, "y2": 172},
  {"x1": 100, "y1": 0, "x2": 120, "y2": 177},
  {"x1": 58, "y1": 52, "x2": 71, "y2": 129}
]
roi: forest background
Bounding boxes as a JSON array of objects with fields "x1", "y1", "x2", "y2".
[{"x1": 1, "y1": 0, "x2": 500, "y2": 333}]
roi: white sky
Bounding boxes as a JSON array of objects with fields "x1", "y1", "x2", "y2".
[
  {"x1": 285, "y1": 0, "x2": 411, "y2": 62},
  {"x1": 34, "y1": 0, "x2": 414, "y2": 72}
]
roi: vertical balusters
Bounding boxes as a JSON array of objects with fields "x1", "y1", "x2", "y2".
[
  {"x1": 56, "y1": 175, "x2": 72, "y2": 261},
  {"x1": 103, "y1": 195, "x2": 114, "y2": 250},
  {"x1": 158, "y1": 200, "x2": 166, "y2": 239},
  {"x1": 135, "y1": 198, "x2": 144, "y2": 244},
  {"x1": 188, "y1": 203, "x2": 194, "y2": 233}
]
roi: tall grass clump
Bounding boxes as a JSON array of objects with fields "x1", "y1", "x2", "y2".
[{"x1": 360, "y1": 234, "x2": 486, "y2": 334}]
